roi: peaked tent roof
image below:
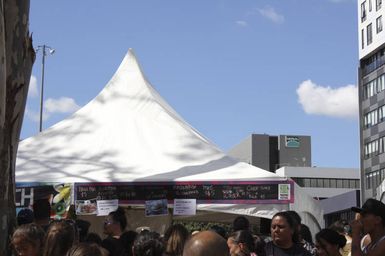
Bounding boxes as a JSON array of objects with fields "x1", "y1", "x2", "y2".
[
  {"x1": 16, "y1": 49, "x2": 281, "y2": 183},
  {"x1": 16, "y1": 49, "x2": 324, "y2": 230}
]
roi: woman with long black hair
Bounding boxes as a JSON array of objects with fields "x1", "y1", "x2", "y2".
[{"x1": 264, "y1": 211, "x2": 312, "y2": 256}]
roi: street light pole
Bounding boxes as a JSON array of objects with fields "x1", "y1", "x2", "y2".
[
  {"x1": 36, "y1": 45, "x2": 55, "y2": 132},
  {"x1": 39, "y1": 45, "x2": 46, "y2": 132}
]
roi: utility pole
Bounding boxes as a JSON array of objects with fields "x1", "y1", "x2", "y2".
[{"x1": 36, "y1": 45, "x2": 55, "y2": 132}]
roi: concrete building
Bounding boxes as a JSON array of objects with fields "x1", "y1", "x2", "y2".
[
  {"x1": 320, "y1": 190, "x2": 360, "y2": 227},
  {"x1": 358, "y1": 0, "x2": 385, "y2": 201},
  {"x1": 275, "y1": 167, "x2": 360, "y2": 199},
  {"x1": 229, "y1": 134, "x2": 361, "y2": 226},
  {"x1": 276, "y1": 166, "x2": 360, "y2": 226},
  {"x1": 228, "y1": 134, "x2": 311, "y2": 172}
]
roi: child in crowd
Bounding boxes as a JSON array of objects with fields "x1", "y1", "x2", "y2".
[{"x1": 11, "y1": 223, "x2": 45, "y2": 256}]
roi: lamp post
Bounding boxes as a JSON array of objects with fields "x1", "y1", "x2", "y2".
[{"x1": 36, "y1": 45, "x2": 55, "y2": 132}]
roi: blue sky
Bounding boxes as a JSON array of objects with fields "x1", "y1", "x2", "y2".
[{"x1": 24, "y1": 0, "x2": 359, "y2": 168}]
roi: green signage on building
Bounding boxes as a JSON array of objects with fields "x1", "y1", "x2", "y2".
[{"x1": 285, "y1": 136, "x2": 300, "y2": 148}]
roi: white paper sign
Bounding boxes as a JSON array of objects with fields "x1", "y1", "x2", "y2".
[
  {"x1": 173, "y1": 199, "x2": 196, "y2": 216},
  {"x1": 96, "y1": 199, "x2": 119, "y2": 216},
  {"x1": 278, "y1": 184, "x2": 290, "y2": 200}
]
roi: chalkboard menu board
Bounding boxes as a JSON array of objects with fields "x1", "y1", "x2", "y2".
[{"x1": 75, "y1": 181, "x2": 294, "y2": 204}]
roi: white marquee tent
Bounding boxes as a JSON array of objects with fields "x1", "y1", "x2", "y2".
[{"x1": 16, "y1": 49, "x2": 323, "y2": 231}]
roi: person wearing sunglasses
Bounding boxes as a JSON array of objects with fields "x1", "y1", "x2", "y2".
[{"x1": 102, "y1": 207, "x2": 126, "y2": 256}]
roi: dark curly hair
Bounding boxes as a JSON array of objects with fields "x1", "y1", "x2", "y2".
[
  {"x1": 316, "y1": 228, "x2": 346, "y2": 249},
  {"x1": 271, "y1": 211, "x2": 300, "y2": 243},
  {"x1": 109, "y1": 207, "x2": 127, "y2": 231},
  {"x1": 133, "y1": 230, "x2": 164, "y2": 256}
]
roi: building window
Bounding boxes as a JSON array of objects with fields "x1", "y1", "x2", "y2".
[
  {"x1": 364, "y1": 79, "x2": 376, "y2": 99},
  {"x1": 377, "y1": 0, "x2": 382, "y2": 10},
  {"x1": 379, "y1": 105, "x2": 385, "y2": 122},
  {"x1": 362, "y1": 29, "x2": 365, "y2": 49},
  {"x1": 376, "y1": 171, "x2": 381, "y2": 187},
  {"x1": 362, "y1": 1, "x2": 367, "y2": 22},
  {"x1": 368, "y1": 23, "x2": 373, "y2": 45},
  {"x1": 363, "y1": 75, "x2": 385, "y2": 100},
  {"x1": 310, "y1": 179, "x2": 317, "y2": 187},
  {"x1": 362, "y1": 48, "x2": 385, "y2": 76},
  {"x1": 343, "y1": 179, "x2": 349, "y2": 188},
  {"x1": 366, "y1": 170, "x2": 384, "y2": 189},
  {"x1": 292, "y1": 177, "x2": 358, "y2": 189},
  {"x1": 379, "y1": 136, "x2": 385, "y2": 154},
  {"x1": 292, "y1": 178, "x2": 304, "y2": 186},
  {"x1": 349, "y1": 179, "x2": 356, "y2": 188},
  {"x1": 364, "y1": 109, "x2": 378, "y2": 128},
  {"x1": 378, "y1": 74, "x2": 385, "y2": 92},
  {"x1": 377, "y1": 16, "x2": 383, "y2": 33},
  {"x1": 365, "y1": 140, "x2": 379, "y2": 158},
  {"x1": 370, "y1": 171, "x2": 380, "y2": 188},
  {"x1": 370, "y1": 0, "x2": 373, "y2": 11},
  {"x1": 336, "y1": 179, "x2": 343, "y2": 188},
  {"x1": 366, "y1": 173, "x2": 372, "y2": 189}
]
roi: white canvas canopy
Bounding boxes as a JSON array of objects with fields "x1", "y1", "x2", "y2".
[{"x1": 16, "y1": 49, "x2": 323, "y2": 230}]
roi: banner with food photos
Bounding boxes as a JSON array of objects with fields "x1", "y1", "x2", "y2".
[{"x1": 16, "y1": 183, "x2": 72, "y2": 219}]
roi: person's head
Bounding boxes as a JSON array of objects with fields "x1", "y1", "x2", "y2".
[
  {"x1": 285, "y1": 211, "x2": 301, "y2": 225},
  {"x1": 133, "y1": 230, "x2": 164, "y2": 256},
  {"x1": 66, "y1": 243, "x2": 108, "y2": 256},
  {"x1": 104, "y1": 207, "x2": 127, "y2": 236},
  {"x1": 351, "y1": 198, "x2": 385, "y2": 234},
  {"x1": 210, "y1": 225, "x2": 227, "y2": 239},
  {"x1": 315, "y1": 228, "x2": 346, "y2": 256},
  {"x1": 329, "y1": 219, "x2": 351, "y2": 237},
  {"x1": 120, "y1": 230, "x2": 138, "y2": 256},
  {"x1": 75, "y1": 219, "x2": 90, "y2": 242},
  {"x1": 285, "y1": 211, "x2": 302, "y2": 235},
  {"x1": 253, "y1": 234, "x2": 267, "y2": 256},
  {"x1": 271, "y1": 211, "x2": 299, "y2": 249},
  {"x1": 300, "y1": 224, "x2": 313, "y2": 244},
  {"x1": 227, "y1": 230, "x2": 255, "y2": 255},
  {"x1": 43, "y1": 220, "x2": 77, "y2": 256},
  {"x1": 183, "y1": 230, "x2": 229, "y2": 256},
  {"x1": 232, "y1": 216, "x2": 250, "y2": 232},
  {"x1": 164, "y1": 224, "x2": 189, "y2": 256},
  {"x1": 11, "y1": 223, "x2": 45, "y2": 256},
  {"x1": 84, "y1": 232, "x2": 102, "y2": 245},
  {"x1": 33, "y1": 199, "x2": 51, "y2": 223},
  {"x1": 17, "y1": 208, "x2": 34, "y2": 226}
]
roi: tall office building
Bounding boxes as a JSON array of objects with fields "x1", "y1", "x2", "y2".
[
  {"x1": 358, "y1": 0, "x2": 385, "y2": 202},
  {"x1": 228, "y1": 134, "x2": 311, "y2": 172}
]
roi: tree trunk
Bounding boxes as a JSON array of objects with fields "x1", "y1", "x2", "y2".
[{"x1": 0, "y1": 0, "x2": 34, "y2": 255}]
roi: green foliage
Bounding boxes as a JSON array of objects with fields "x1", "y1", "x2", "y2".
[
  {"x1": 172, "y1": 219, "x2": 263, "y2": 237},
  {"x1": 172, "y1": 220, "x2": 231, "y2": 234}
]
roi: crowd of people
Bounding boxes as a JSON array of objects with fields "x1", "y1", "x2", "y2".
[{"x1": 10, "y1": 198, "x2": 385, "y2": 256}]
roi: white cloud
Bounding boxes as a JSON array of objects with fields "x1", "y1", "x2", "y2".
[
  {"x1": 26, "y1": 97, "x2": 80, "y2": 123},
  {"x1": 28, "y1": 75, "x2": 38, "y2": 98},
  {"x1": 296, "y1": 80, "x2": 358, "y2": 119},
  {"x1": 257, "y1": 6, "x2": 285, "y2": 24},
  {"x1": 25, "y1": 108, "x2": 49, "y2": 122},
  {"x1": 44, "y1": 97, "x2": 80, "y2": 113},
  {"x1": 236, "y1": 20, "x2": 248, "y2": 27}
]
